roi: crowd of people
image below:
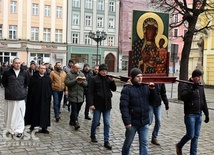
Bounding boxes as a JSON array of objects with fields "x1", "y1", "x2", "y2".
[{"x1": 1, "y1": 57, "x2": 209, "y2": 154}]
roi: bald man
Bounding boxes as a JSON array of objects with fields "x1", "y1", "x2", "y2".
[{"x1": 65, "y1": 63, "x2": 87, "y2": 130}]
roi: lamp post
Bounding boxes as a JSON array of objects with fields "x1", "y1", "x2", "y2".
[
  {"x1": 26, "y1": 47, "x2": 29, "y2": 66},
  {"x1": 89, "y1": 30, "x2": 107, "y2": 65}
]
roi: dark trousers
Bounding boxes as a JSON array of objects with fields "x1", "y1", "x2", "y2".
[
  {"x1": 84, "y1": 95, "x2": 90, "y2": 117},
  {"x1": 70, "y1": 102, "x2": 83, "y2": 124},
  {"x1": 63, "y1": 93, "x2": 68, "y2": 106}
]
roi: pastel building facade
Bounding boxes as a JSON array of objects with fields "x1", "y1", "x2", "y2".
[
  {"x1": 67, "y1": 0, "x2": 120, "y2": 71},
  {"x1": 0, "y1": 0, "x2": 67, "y2": 66}
]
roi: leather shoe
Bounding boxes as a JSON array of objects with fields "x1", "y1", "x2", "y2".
[
  {"x1": 151, "y1": 138, "x2": 160, "y2": 146},
  {"x1": 55, "y1": 117, "x2": 60, "y2": 122},
  {"x1": 90, "y1": 136, "x2": 98, "y2": 142},
  {"x1": 85, "y1": 116, "x2": 91, "y2": 120},
  {"x1": 37, "y1": 129, "x2": 49, "y2": 134},
  {"x1": 175, "y1": 144, "x2": 182, "y2": 155},
  {"x1": 69, "y1": 121, "x2": 75, "y2": 126},
  {"x1": 74, "y1": 122, "x2": 80, "y2": 130},
  {"x1": 104, "y1": 141, "x2": 112, "y2": 150}
]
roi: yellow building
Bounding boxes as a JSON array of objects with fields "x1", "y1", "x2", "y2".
[{"x1": 0, "y1": 0, "x2": 67, "y2": 66}]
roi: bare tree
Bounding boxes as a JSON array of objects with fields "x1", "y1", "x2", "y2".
[{"x1": 158, "y1": 0, "x2": 214, "y2": 98}]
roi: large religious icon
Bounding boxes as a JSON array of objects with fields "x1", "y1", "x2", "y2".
[{"x1": 131, "y1": 11, "x2": 169, "y2": 77}]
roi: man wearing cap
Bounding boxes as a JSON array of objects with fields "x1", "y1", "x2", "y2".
[
  {"x1": 175, "y1": 69, "x2": 209, "y2": 155},
  {"x1": 120, "y1": 68, "x2": 158, "y2": 155},
  {"x1": 88, "y1": 64, "x2": 116, "y2": 150}
]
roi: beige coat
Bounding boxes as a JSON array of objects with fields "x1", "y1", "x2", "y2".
[{"x1": 50, "y1": 69, "x2": 67, "y2": 91}]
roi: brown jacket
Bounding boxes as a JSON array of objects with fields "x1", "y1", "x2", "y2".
[{"x1": 50, "y1": 69, "x2": 67, "y2": 91}]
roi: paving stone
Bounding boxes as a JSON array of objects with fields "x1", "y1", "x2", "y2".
[{"x1": 0, "y1": 84, "x2": 214, "y2": 154}]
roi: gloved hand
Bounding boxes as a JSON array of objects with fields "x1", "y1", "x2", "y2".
[
  {"x1": 204, "y1": 116, "x2": 209, "y2": 123},
  {"x1": 192, "y1": 82, "x2": 199, "y2": 89},
  {"x1": 165, "y1": 104, "x2": 169, "y2": 110}
]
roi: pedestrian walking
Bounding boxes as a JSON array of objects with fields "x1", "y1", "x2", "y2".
[
  {"x1": 175, "y1": 69, "x2": 209, "y2": 155},
  {"x1": 81, "y1": 63, "x2": 93, "y2": 120},
  {"x1": 119, "y1": 68, "x2": 158, "y2": 155},
  {"x1": 2, "y1": 58, "x2": 29, "y2": 139},
  {"x1": 50, "y1": 62, "x2": 67, "y2": 122},
  {"x1": 88, "y1": 64, "x2": 117, "y2": 150},
  {"x1": 63, "y1": 59, "x2": 74, "y2": 109},
  {"x1": 25, "y1": 64, "x2": 52, "y2": 134},
  {"x1": 150, "y1": 83, "x2": 169, "y2": 146},
  {"x1": 65, "y1": 63, "x2": 87, "y2": 130}
]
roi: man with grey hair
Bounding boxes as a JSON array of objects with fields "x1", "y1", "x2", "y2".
[{"x1": 65, "y1": 63, "x2": 87, "y2": 130}]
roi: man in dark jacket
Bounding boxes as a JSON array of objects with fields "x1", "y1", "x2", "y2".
[
  {"x1": 150, "y1": 83, "x2": 169, "y2": 146},
  {"x1": 81, "y1": 63, "x2": 93, "y2": 120},
  {"x1": 88, "y1": 64, "x2": 116, "y2": 150},
  {"x1": 120, "y1": 68, "x2": 158, "y2": 155},
  {"x1": 25, "y1": 64, "x2": 52, "y2": 134},
  {"x1": 2, "y1": 58, "x2": 28, "y2": 139},
  {"x1": 175, "y1": 69, "x2": 209, "y2": 155}
]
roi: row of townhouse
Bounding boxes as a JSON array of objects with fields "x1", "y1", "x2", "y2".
[
  {"x1": 0, "y1": 0, "x2": 120, "y2": 72},
  {"x1": 0, "y1": 0, "x2": 213, "y2": 85}
]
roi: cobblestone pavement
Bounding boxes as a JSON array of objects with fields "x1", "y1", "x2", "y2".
[{"x1": 0, "y1": 82, "x2": 214, "y2": 155}]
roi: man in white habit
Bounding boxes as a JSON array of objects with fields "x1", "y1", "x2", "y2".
[{"x1": 2, "y1": 58, "x2": 29, "y2": 139}]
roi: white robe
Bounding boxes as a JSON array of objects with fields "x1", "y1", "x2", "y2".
[{"x1": 4, "y1": 100, "x2": 25, "y2": 134}]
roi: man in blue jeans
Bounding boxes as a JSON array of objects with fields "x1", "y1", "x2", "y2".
[
  {"x1": 120, "y1": 68, "x2": 158, "y2": 155},
  {"x1": 50, "y1": 62, "x2": 67, "y2": 122},
  {"x1": 150, "y1": 83, "x2": 169, "y2": 146},
  {"x1": 176, "y1": 69, "x2": 209, "y2": 155},
  {"x1": 88, "y1": 64, "x2": 116, "y2": 150}
]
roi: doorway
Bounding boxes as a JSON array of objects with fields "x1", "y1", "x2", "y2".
[{"x1": 105, "y1": 53, "x2": 115, "y2": 72}]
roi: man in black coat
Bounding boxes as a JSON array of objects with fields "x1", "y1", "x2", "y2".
[
  {"x1": 120, "y1": 68, "x2": 158, "y2": 155},
  {"x1": 25, "y1": 64, "x2": 52, "y2": 134},
  {"x1": 175, "y1": 69, "x2": 209, "y2": 155},
  {"x1": 2, "y1": 58, "x2": 28, "y2": 139},
  {"x1": 88, "y1": 64, "x2": 116, "y2": 150}
]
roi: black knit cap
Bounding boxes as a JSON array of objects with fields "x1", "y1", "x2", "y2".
[
  {"x1": 99, "y1": 64, "x2": 108, "y2": 72},
  {"x1": 192, "y1": 69, "x2": 202, "y2": 77},
  {"x1": 130, "y1": 68, "x2": 142, "y2": 79},
  {"x1": 83, "y1": 63, "x2": 89, "y2": 68}
]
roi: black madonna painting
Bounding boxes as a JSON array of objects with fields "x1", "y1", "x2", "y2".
[{"x1": 132, "y1": 11, "x2": 169, "y2": 76}]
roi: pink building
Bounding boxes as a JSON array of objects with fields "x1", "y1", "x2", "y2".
[{"x1": 118, "y1": 0, "x2": 150, "y2": 71}]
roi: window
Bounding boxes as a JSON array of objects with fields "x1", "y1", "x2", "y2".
[
  {"x1": 43, "y1": 28, "x2": 51, "y2": 42},
  {"x1": 109, "y1": 2, "x2": 115, "y2": 12},
  {"x1": 85, "y1": 0, "x2": 92, "y2": 9},
  {"x1": 0, "y1": 25, "x2": 2, "y2": 39},
  {"x1": 9, "y1": 25, "x2": 17, "y2": 39},
  {"x1": 44, "y1": 5, "x2": 51, "y2": 17},
  {"x1": 108, "y1": 18, "x2": 114, "y2": 28},
  {"x1": 97, "y1": 17, "x2": 103, "y2": 27},
  {"x1": 85, "y1": 35, "x2": 91, "y2": 44},
  {"x1": 10, "y1": 1, "x2": 17, "y2": 13},
  {"x1": 55, "y1": 29, "x2": 62, "y2": 43},
  {"x1": 31, "y1": 27, "x2": 39, "y2": 41},
  {"x1": 72, "y1": 13, "x2": 79, "y2": 25},
  {"x1": 85, "y1": 15, "x2": 92, "y2": 26},
  {"x1": 108, "y1": 36, "x2": 114, "y2": 46},
  {"x1": 32, "y1": 3, "x2": 39, "y2": 15},
  {"x1": 72, "y1": 33, "x2": 79, "y2": 44},
  {"x1": 174, "y1": 29, "x2": 178, "y2": 37},
  {"x1": 73, "y1": 0, "x2": 80, "y2": 7},
  {"x1": 174, "y1": 14, "x2": 178, "y2": 23},
  {"x1": 56, "y1": 6, "x2": 62, "y2": 18},
  {"x1": 97, "y1": 0, "x2": 104, "y2": 10}
]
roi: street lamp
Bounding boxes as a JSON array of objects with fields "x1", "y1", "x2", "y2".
[
  {"x1": 26, "y1": 47, "x2": 29, "y2": 66},
  {"x1": 89, "y1": 30, "x2": 107, "y2": 65}
]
